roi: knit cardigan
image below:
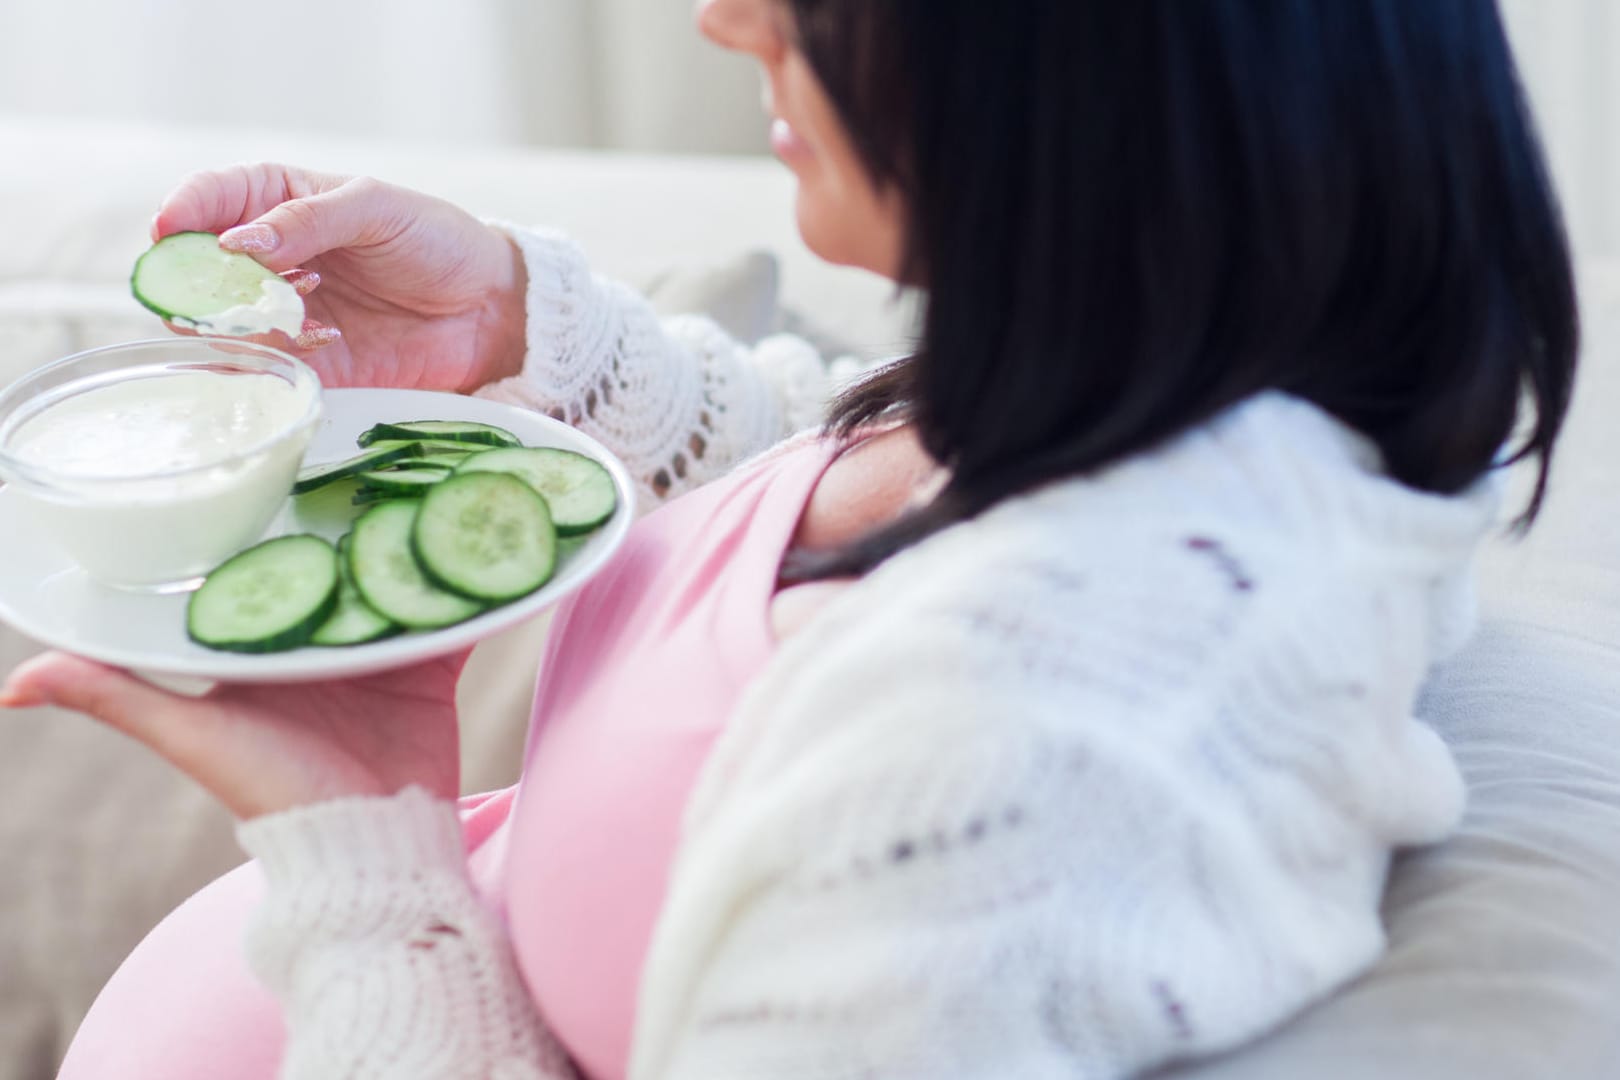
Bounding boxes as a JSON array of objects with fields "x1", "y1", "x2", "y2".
[{"x1": 234, "y1": 227, "x2": 1501, "y2": 1080}]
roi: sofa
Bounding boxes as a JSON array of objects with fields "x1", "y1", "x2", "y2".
[{"x1": 1, "y1": 114, "x2": 1616, "y2": 1080}]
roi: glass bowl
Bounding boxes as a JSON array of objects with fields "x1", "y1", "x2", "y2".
[{"x1": 0, "y1": 338, "x2": 321, "y2": 590}]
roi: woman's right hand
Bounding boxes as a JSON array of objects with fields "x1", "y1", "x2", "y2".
[{"x1": 153, "y1": 163, "x2": 528, "y2": 393}]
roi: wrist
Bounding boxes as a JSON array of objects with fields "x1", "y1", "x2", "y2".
[{"x1": 467, "y1": 227, "x2": 530, "y2": 391}]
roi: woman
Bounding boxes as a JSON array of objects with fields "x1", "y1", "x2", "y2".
[{"x1": 1, "y1": 1, "x2": 1576, "y2": 1078}]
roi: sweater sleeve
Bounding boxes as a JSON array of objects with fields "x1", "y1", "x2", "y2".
[
  {"x1": 474, "y1": 225, "x2": 844, "y2": 510},
  {"x1": 235, "y1": 788, "x2": 579, "y2": 1080}
]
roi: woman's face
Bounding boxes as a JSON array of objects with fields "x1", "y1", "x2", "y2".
[{"x1": 697, "y1": 0, "x2": 905, "y2": 280}]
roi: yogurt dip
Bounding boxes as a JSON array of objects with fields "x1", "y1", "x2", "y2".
[
  {"x1": 170, "y1": 276, "x2": 305, "y2": 339},
  {"x1": 0, "y1": 358, "x2": 319, "y2": 589}
]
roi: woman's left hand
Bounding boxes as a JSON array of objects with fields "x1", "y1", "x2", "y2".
[{"x1": 0, "y1": 651, "x2": 467, "y2": 819}]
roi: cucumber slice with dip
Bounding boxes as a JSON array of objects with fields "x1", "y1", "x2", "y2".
[{"x1": 131, "y1": 231, "x2": 305, "y2": 339}]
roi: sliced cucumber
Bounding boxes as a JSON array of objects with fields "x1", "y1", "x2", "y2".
[
  {"x1": 358, "y1": 467, "x2": 452, "y2": 495},
  {"x1": 352, "y1": 489, "x2": 423, "y2": 508},
  {"x1": 411, "y1": 473, "x2": 556, "y2": 603},
  {"x1": 386, "y1": 451, "x2": 475, "y2": 471},
  {"x1": 454, "y1": 447, "x2": 617, "y2": 536},
  {"x1": 186, "y1": 534, "x2": 339, "y2": 653},
  {"x1": 294, "y1": 443, "x2": 424, "y2": 495},
  {"x1": 358, "y1": 438, "x2": 489, "y2": 456},
  {"x1": 310, "y1": 535, "x2": 397, "y2": 646},
  {"x1": 131, "y1": 231, "x2": 304, "y2": 337},
  {"x1": 348, "y1": 501, "x2": 485, "y2": 629},
  {"x1": 358, "y1": 421, "x2": 520, "y2": 450}
]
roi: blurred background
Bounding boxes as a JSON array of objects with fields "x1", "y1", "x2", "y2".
[{"x1": 0, "y1": 0, "x2": 1614, "y2": 256}]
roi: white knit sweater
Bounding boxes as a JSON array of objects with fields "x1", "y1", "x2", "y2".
[{"x1": 234, "y1": 227, "x2": 1501, "y2": 1080}]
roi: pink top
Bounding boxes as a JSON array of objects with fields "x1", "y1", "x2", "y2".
[{"x1": 500, "y1": 436, "x2": 843, "y2": 1080}]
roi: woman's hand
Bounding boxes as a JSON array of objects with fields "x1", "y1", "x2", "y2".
[
  {"x1": 154, "y1": 163, "x2": 528, "y2": 394},
  {"x1": 0, "y1": 651, "x2": 467, "y2": 819}
]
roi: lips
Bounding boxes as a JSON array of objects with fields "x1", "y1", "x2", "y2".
[{"x1": 770, "y1": 117, "x2": 812, "y2": 163}]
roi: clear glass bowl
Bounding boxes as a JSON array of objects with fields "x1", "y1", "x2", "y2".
[{"x1": 0, "y1": 338, "x2": 321, "y2": 590}]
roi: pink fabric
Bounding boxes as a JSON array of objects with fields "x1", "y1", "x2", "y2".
[
  {"x1": 505, "y1": 438, "x2": 841, "y2": 1080},
  {"x1": 56, "y1": 438, "x2": 838, "y2": 1080}
]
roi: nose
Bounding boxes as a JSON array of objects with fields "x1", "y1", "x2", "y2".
[{"x1": 696, "y1": 0, "x2": 781, "y2": 60}]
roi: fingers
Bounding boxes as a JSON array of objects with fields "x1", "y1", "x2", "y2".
[
  {"x1": 284, "y1": 271, "x2": 345, "y2": 348},
  {"x1": 284, "y1": 268, "x2": 321, "y2": 296},
  {"x1": 159, "y1": 315, "x2": 341, "y2": 353},
  {"x1": 153, "y1": 162, "x2": 347, "y2": 242},
  {"x1": 295, "y1": 319, "x2": 343, "y2": 350},
  {"x1": 153, "y1": 165, "x2": 404, "y2": 273},
  {"x1": 0, "y1": 653, "x2": 211, "y2": 766},
  {"x1": 216, "y1": 177, "x2": 406, "y2": 273}
]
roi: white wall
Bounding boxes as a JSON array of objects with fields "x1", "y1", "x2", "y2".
[
  {"x1": 0, "y1": 1, "x2": 1611, "y2": 252},
  {"x1": 0, "y1": 0, "x2": 767, "y2": 153},
  {"x1": 1499, "y1": 0, "x2": 1620, "y2": 258}
]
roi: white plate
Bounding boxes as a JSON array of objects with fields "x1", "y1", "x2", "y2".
[{"x1": 0, "y1": 388, "x2": 635, "y2": 683}]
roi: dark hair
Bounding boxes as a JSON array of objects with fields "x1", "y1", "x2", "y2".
[{"x1": 780, "y1": 0, "x2": 1578, "y2": 582}]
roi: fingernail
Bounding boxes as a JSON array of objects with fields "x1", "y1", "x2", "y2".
[
  {"x1": 0, "y1": 685, "x2": 35, "y2": 709},
  {"x1": 295, "y1": 323, "x2": 342, "y2": 350},
  {"x1": 219, "y1": 223, "x2": 280, "y2": 253},
  {"x1": 149, "y1": 213, "x2": 163, "y2": 241},
  {"x1": 285, "y1": 269, "x2": 321, "y2": 296}
]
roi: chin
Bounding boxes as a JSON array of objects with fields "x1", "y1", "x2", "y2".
[
  {"x1": 793, "y1": 187, "x2": 899, "y2": 279},
  {"x1": 793, "y1": 187, "x2": 854, "y2": 266}
]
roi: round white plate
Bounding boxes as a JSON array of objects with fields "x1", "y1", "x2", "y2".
[{"x1": 0, "y1": 388, "x2": 635, "y2": 683}]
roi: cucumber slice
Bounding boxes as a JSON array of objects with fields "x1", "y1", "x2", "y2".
[
  {"x1": 294, "y1": 443, "x2": 424, "y2": 495},
  {"x1": 131, "y1": 231, "x2": 305, "y2": 338},
  {"x1": 186, "y1": 534, "x2": 339, "y2": 653},
  {"x1": 358, "y1": 421, "x2": 520, "y2": 450},
  {"x1": 454, "y1": 447, "x2": 617, "y2": 536},
  {"x1": 310, "y1": 535, "x2": 397, "y2": 646},
  {"x1": 411, "y1": 473, "x2": 556, "y2": 603},
  {"x1": 351, "y1": 488, "x2": 420, "y2": 507},
  {"x1": 348, "y1": 501, "x2": 485, "y2": 629},
  {"x1": 358, "y1": 438, "x2": 489, "y2": 456},
  {"x1": 386, "y1": 451, "x2": 475, "y2": 471},
  {"x1": 357, "y1": 467, "x2": 452, "y2": 495}
]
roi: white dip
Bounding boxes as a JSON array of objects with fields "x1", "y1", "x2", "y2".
[
  {"x1": 9, "y1": 369, "x2": 307, "y2": 477},
  {"x1": 171, "y1": 276, "x2": 305, "y2": 340},
  {"x1": 4, "y1": 367, "x2": 318, "y2": 588}
]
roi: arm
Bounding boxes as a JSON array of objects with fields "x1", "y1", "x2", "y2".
[
  {"x1": 238, "y1": 788, "x2": 579, "y2": 1080},
  {"x1": 474, "y1": 226, "x2": 840, "y2": 508}
]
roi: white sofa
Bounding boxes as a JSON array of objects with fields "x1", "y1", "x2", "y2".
[{"x1": 1, "y1": 115, "x2": 1616, "y2": 1080}]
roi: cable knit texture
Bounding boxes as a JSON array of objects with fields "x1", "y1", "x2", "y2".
[
  {"x1": 237, "y1": 789, "x2": 578, "y2": 1080},
  {"x1": 474, "y1": 225, "x2": 835, "y2": 510},
  {"x1": 237, "y1": 226, "x2": 1502, "y2": 1079}
]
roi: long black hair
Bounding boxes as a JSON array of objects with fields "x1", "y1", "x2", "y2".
[{"x1": 780, "y1": 0, "x2": 1578, "y2": 581}]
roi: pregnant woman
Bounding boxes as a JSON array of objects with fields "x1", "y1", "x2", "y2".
[{"x1": 0, "y1": 1, "x2": 1577, "y2": 1077}]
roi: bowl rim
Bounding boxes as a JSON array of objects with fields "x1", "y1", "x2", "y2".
[{"x1": 0, "y1": 337, "x2": 322, "y2": 489}]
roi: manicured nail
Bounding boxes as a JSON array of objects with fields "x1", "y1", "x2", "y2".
[
  {"x1": 294, "y1": 323, "x2": 342, "y2": 350},
  {"x1": 284, "y1": 270, "x2": 321, "y2": 296},
  {"x1": 219, "y1": 223, "x2": 280, "y2": 253}
]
